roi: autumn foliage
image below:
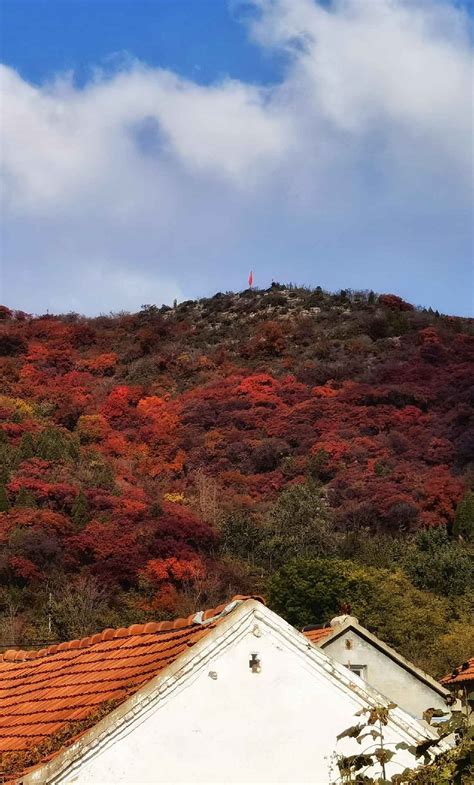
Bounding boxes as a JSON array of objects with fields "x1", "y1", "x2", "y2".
[{"x1": 0, "y1": 286, "x2": 472, "y2": 666}]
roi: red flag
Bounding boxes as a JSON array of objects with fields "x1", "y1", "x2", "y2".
[{"x1": 248, "y1": 270, "x2": 253, "y2": 288}]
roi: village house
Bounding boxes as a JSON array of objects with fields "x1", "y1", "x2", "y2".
[
  {"x1": 441, "y1": 657, "x2": 474, "y2": 722},
  {"x1": 0, "y1": 597, "x2": 447, "y2": 785},
  {"x1": 303, "y1": 614, "x2": 451, "y2": 721}
]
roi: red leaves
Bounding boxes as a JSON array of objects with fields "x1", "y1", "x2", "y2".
[
  {"x1": 9, "y1": 556, "x2": 42, "y2": 581},
  {"x1": 379, "y1": 294, "x2": 414, "y2": 311},
  {"x1": 101, "y1": 385, "x2": 142, "y2": 420},
  {"x1": 0, "y1": 510, "x2": 72, "y2": 540},
  {"x1": 0, "y1": 299, "x2": 471, "y2": 592}
]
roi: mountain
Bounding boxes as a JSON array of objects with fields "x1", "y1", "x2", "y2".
[{"x1": 0, "y1": 285, "x2": 472, "y2": 674}]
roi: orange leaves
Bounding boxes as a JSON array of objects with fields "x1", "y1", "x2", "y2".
[
  {"x1": 312, "y1": 385, "x2": 338, "y2": 398},
  {"x1": 141, "y1": 556, "x2": 204, "y2": 585},
  {"x1": 137, "y1": 395, "x2": 180, "y2": 441},
  {"x1": 312, "y1": 439, "x2": 348, "y2": 462},
  {"x1": 137, "y1": 395, "x2": 166, "y2": 418},
  {"x1": 25, "y1": 342, "x2": 50, "y2": 364},
  {"x1": 80, "y1": 353, "x2": 118, "y2": 374}
]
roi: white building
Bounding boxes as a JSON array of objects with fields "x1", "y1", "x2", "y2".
[
  {"x1": 304, "y1": 614, "x2": 450, "y2": 721},
  {"x1": 0, "y1": 597, "x2": 447, "y2": 785}
]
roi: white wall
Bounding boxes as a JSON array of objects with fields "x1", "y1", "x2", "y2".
[
  {"x1": 323, "y1": 630, "x2": 447, "y2": 720},
  {"x1": 52, "y1": 621, "x2": 426, "y2": 785}
]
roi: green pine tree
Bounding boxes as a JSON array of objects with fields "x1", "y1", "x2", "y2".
[
  {"x1": 0, "y1": 483, "x2": 10, "y2": 512},
  {"x1": 71, "y1": 490, "x2": 90, "y2": 527},
  {"x1": 36, "y1": 427, "x2": 66, "y2": 461},
  {"x1": 35, "y1": 426, "x2": 79, "y2": 463},
  {"x1": 14, "y1": 486, "x2": 37, "y2": 508},
  {"x1": 453, "y1": 490, "x2": 474, "y2": 542},
  {"x1": 18, "y1": 432, "x2": 35, "y2": 461}
]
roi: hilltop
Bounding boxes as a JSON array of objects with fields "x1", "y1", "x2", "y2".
[{"x1": 0, "y1": 285, "x2": 473, "y2": 674}]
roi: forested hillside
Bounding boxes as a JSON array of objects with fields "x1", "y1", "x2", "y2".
[{"x1": 1, "y1": 285, "x2": 473, "y2": 676}]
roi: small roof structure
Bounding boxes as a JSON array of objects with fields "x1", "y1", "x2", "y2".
[
  {"x1": 441, "y1": 657, "x2": 474, "y2": 689},
  {"x1": 303, "y1": 614, "x2": 450, "y2": 700}
]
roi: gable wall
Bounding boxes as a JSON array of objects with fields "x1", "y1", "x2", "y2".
[
  {"x1": 48, "y1": 622, "x2": 424, "y2": 785},
  {"x1": 323, "y1": 630, "x2": 447, "y2": 719}
]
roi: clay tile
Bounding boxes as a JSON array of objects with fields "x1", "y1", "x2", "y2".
[
  {"x1": 101, "y1": 628, "x2": 115, "y2": 641},
  {"x1": 90, "y1": 633, "x2": 103, "y2": 644},
  {"x1": 67, "y1": 639, "x2": 81, "y2": 650},
  {"x1": 113, "y1": 627, "x2": 129, "y2": 639},
  {"x1": 25, "y1": 650, "x2": 38, "y2": 659},
  {"x1": 36, "y1": 647, "x2": 48, "y2": 657},
  {"x1": 47, "y1": 644, "x2": 59, "y2": 655},
  {"x1": 3, "y1": 649, "x2": 19, "y2": 662},
  {"x1": 158, "y1": 620, "x2": 173, "y2": 631},
  {"x1": 143, "y1": 622, "x2": 161, "y2": 634},
  {"x1": 172, "y1": 617, "x2": 188, "y2": 629},
  {"x1": 203, "y1": 608, "x2": 217, "y2": 621},
  {"x1": 79, "y1": 637, "x2": 91, "y2": 648},
  {"x1": 128, "y1": 624, "x2": 145, "y2": 635},
  {"x1": 57, "y1": 641, "x2": 70, "y2": 651}
]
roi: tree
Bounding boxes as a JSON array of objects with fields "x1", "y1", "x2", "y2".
[
  {"x1": 18, "y1": 432, "x2": 35, "y2": 461},
  {"x1": 220, "y1": 513, "x2": 263, "y2": 564},
  {"x1": 263, "y1": 481, "x2": 337, "y2": 567},
  {"x1": 14, "y1": 486, "x2": 37, "y2": 508},
  {"x1": 36, "y1": 427, "x2": 79, "y2": 462},
  {"x1": 269, "y1": 557, "x2": 461, "y2": 676},
  {"x1": 48, "y1": 575, "x2": 109, "y2": 640},
  {"x1": 0, "y1": 483, "x2": 10, "y2": 512},
  {"x1": 453, "y1": 491, "x2": 474, "y2": 542},
  {"x1": 71, "y1": 490, "x2": 90, "y2": 528},
  {"x1": 403, "y1": 527, "x2": 473, "y2": 596},
  {"x1": 269, "y1": 558, "x2": 353, "y2": 627},
  {"x1": 193, "y1": 470, "x2": 221, "y2": 526}
]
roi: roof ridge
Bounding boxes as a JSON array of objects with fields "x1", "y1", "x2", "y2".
[{"x1": 0, "y1": 594, "x2": 265, "y2": 664}]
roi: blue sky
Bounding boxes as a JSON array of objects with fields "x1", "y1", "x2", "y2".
[
  {"x1": 1, "y1": 0, "x2": 473, "y2": 316},
  {"x1": 1, "y1": 1, "x2": 286, "y2": 88}
]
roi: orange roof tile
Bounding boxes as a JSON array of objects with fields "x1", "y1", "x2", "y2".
[
  {"x1": 302, "y1": 626, "x2": 333, "y2": 645},
  {"x1": 0, "y1": 595, "x2": 263, "y2": 780},
  {"x1": 441, "y1": 657, "x2": 474, "y2": 686}
]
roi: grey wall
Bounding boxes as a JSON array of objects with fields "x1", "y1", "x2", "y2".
[{"x1": 324, "y1": 630, "x2": 448, "y2": 720}]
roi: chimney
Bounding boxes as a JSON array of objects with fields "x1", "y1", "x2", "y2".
[{"x1": 330, "y1": 613, "x2": 358, "y2": 630}]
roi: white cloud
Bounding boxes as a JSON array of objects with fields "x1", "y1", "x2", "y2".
[{"x1": 1, "y1": 0, "x2": 472, "y2": 315}]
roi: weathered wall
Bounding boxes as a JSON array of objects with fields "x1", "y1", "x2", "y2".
[
  {"x1": 323, "y1": 630, "x2": 447, "y2": 719},
  {"x1": 52, "y1": 621, "x2": 426, "y2": 784}
]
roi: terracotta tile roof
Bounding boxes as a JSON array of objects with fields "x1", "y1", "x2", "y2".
[
  {"x1": 0, "y1": 595, "x2": 263, "y2": 780},
  {"x1": 441, "y1": 657, "x2": 474, "y2": 686},
  {"x1": 302, "y1": 626, "x2": 333, "y2": 644}
]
